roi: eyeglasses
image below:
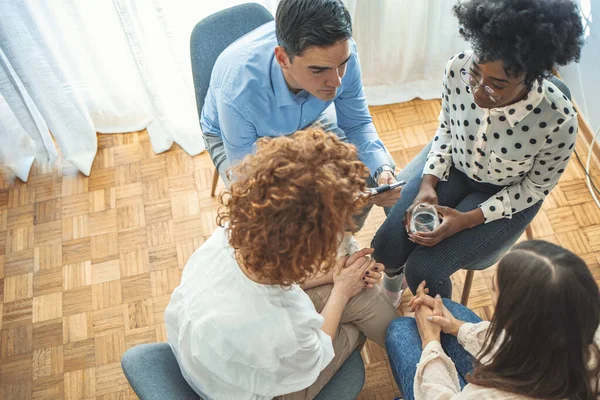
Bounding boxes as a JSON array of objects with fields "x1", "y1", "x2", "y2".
[
  {"x1": 460, "y1": 54, "x2": 530, "y2": 104},
  {"x1": 460, "y1": 68, "x2": 505, "y2": 103}
]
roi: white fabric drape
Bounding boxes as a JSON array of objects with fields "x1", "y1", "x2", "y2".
[
  {"x1": 0, "y1": 0, "x2": 465, "y2": 182},
  {"x1": 349, "y1": 0, "x2": 467, "y2": 105},
  {"x1": 0, "y1": 0, "x2": 241, "y2": 181}
]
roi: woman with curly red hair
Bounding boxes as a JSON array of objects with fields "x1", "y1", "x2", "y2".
[{"x1": 165, "y1": 129, "x2": 399, "y2": 399}]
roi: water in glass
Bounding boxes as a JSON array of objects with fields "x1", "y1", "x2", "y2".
[{"x1": 410, "y1": 203, "x2": 439, "y2": 233}]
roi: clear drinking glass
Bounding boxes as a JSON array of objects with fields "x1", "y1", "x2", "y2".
[{"x1": 410, "y1": 203, "x2": 440, "y2": 233}]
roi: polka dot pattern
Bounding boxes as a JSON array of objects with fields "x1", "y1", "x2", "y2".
[{"x1": 426, "y1": 52, "x2": 577, "y2": 224}]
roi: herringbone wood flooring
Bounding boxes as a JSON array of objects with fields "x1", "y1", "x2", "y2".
[{"x1": 1, "y1": 98, "x2": 599, "y2": 399}]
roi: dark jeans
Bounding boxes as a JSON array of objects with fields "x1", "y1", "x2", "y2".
[
  {"x1": 202, "y1": 108, "x2": 403, "y2": 231},
  {"x1": 372, "y1": 145, "x2": 541, "y2": 298},
  {"x1": 386, "y1": 299, "x2": 482, "y2": 400}
]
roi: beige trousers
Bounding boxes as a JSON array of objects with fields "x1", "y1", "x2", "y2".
[{"x1": 279, "y1": 284, "x2": 399, "y2": 400}]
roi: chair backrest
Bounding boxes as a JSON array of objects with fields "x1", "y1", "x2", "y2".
[
  {"x1": 190, "y1": 3, "x2": 274, "y2": 119},
  {"x1": 122, "y1": 342, "x2": 364, "y2": 400},
  {"x1": 547, "y1": 75, "x2": 571, "y2": 101},
  {"x1": 122, "y1": 342, "x2": 200, "y2": 400}
]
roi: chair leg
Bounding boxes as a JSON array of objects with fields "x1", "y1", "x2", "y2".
[
  {"x1": 525, "y1": 224, "x2": 534, "y2": 240},
  {"x1": 211, "y1": 168, "x2": 219, "y2": 197},
  {"x1": 461, "y1": 270, "x2": 474, "y2": 306}
]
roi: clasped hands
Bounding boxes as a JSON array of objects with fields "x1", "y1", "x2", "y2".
[
  {"x1": 333, "y1": 248, "x2": 384, "y2": 289},
  {"x1": 409, "y1": 281, "x2": 464, "y2": 348}
]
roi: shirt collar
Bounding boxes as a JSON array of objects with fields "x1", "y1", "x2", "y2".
[
  {"x1": 492, "y1": 80, "x2": 544, "y2": 127},
  {"x1": 270, "y1": 56, "x2": 295, "y2": 107}
]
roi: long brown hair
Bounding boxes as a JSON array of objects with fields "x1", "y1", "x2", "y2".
[
  {"x1": 217, "y1": 129, "x2": 368, "y2": 286},
  {"x1": 468, "y1": 240, "x2": 600, "y2": 399}
]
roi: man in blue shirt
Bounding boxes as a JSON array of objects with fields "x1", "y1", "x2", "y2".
[{"x1": 201, "y1": 0, "x2": 401, "y2": 228}]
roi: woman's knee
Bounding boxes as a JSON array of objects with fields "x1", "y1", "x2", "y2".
[
  {"x1": 385, "y1": 317, "x2": 418, "y2": 349},
  {"x1": 404, "y1": 253, "x2": 433, "y2": 292},
  {"x1": 442, "y1": 298, "x2": 481, "y2": 324},
  {"x1": 371, "y1": 222, "x2": 410, "y2": 273},
  {"x1": 371, "y1": 176, "x2": 424, "y2": 273},
  {"x1": 404, "y1": 251, "x2": 452, "y2": 297}
]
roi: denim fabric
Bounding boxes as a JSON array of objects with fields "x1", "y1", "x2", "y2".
[
  {"x1": 372, "y1": 143, "x2": 541, "y2": 298},
  {"x1": 386, "y1": 299, "x2": 482, "y2": 400}
]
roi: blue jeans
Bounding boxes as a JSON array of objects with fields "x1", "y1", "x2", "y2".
[
  {"x1": 372, "y1": 141, "x2": 541, "y2": 298},
  {"x1": 386, "y1": 299, "x2": 482, "y2": 400}
]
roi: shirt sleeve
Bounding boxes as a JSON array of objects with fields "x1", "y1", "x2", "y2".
[
  {"x1": 267, "y1": 312, "x2": 335, "y2": 396},
  {"x1": 456, "y1": 321, "x2": 491, "y2": 359},
  {"x1": 215, "y1": 87, "x2": 259, "y2": 168},
  {"x1": 423, "y1": 58, "x2": 454, "y2": 181},
  {"x1": 479, "y1": 115, "x2": 577, "y2": 223},
  {"x1": 413, "y1": 340, "x2": 462, "y2": 400},
  {"x1": 334, "y1": 45, "x2": 389, "y2": 175}
]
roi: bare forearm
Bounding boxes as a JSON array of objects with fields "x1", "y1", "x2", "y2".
[
  {"x1": 301, "y1": 271, "x2": 333, "y2": 290},
  {"x1": 421, "y1": 337, "x2": 441, "y2": 349},
  {"x1": 421, "y1": 174, "x2": 440, "y2": 190},
  {"x1": 448, "y1": 321, "x2": 466, "y2": 336},
  {"x1": 460, "y1": 208, "x2": 485, "y2": 230},
  {"x1": 320, "y1": 287, "x2": 349, "y2": 339}
]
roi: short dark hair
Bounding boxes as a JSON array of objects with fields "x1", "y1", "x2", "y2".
[
  {"x1": 275, "y1": 0, "x2": 352, "y2": 59},
  {"x1": 469, "y1": 240, "x2": 600, "y2": 399},
  {"x1": 453, "y1": 0, "x2": 584, "y2": 88}
]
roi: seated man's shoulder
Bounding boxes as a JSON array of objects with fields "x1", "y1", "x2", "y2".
[{"x1": 213, "y1": 21, "x2": 276, "y2": 99}]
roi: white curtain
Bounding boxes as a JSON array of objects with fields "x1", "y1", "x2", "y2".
[
  {"x1": 177, "y1": 0, "x2": 468, "y2": 106},
  {"x1": 348, "y1": 0, "x2": 467, "y2": 105},
  {"x1": 0, "y1": 0, "x2": 463, "y2": 182},
  {"x1": 0, "y1": 0, "x2": 276, "y2": 182}
]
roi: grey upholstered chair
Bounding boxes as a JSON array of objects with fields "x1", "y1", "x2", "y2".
[
  {"x1": 190, "y1": 3, "x2": 274, "y2": 197},
  {"x1": 122, "y1": 342, "x2": 366, "y2": 400}
]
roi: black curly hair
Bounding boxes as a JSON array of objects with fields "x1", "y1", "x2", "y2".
[{"x1": 453, "y1": 0, "x2": 584, "y2": 88}]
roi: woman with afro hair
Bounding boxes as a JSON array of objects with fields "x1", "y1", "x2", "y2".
[{"x1": 372, "y1": 0, "x2": 586, "y2": 306}]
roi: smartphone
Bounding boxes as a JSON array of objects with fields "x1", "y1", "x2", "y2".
[{"x1": 369, "y1": 180, "x2": 407, "y2": 196}]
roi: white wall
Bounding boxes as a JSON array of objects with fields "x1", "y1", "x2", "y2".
[{"x1": 560, "y1": 0, "x2": 600, "y2": 135}]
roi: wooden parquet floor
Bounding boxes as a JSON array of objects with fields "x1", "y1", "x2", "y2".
[{"x1": 1, "y1": 99, "x2": 600, "y2": 400}]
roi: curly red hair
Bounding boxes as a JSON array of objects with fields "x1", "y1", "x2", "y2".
[{"x1": 217, "y1": 129, "x2": 368, "y2": 285}]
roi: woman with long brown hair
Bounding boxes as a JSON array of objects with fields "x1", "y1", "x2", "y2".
[
  {"x1": 387, "y1": 240, "x2": 600, "y2": 399},
  {"x1": 165, "y1": 129, "x2": 399, "y2": 400}
]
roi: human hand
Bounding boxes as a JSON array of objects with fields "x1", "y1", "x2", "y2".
[
  {"x1": 371, "y1": 171, "x2": 401, "y2": 208},
  {"x1": 362, "y1": 262, "x2": 384, "y2": 288},
  {"x1": 409, "y1": 281, "x2": 464, "y2": 336},
  {"x1": 409, "y1": 205, "x2": 465, "y2": 247},
  {"x1": 343, "y1": 248, "x2": 382, "y2": 288},
  {"x1": 407, "y1": 280, "x2": 430, "y2": 310},
  {"x1": 415, "y1": 293, "x2": 443, "y2": 348},
  {"x1": 333, "y1": 254, "x2": 373, "y2": 299}
]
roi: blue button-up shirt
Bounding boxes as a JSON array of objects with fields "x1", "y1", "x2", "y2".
[{"x1": 200, "y1": 21, "x2": 388, "y2": 175}]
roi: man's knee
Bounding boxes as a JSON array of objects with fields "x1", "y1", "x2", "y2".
[{"x1": 396, "y1": 141, "x2": 431, "y2": 183}]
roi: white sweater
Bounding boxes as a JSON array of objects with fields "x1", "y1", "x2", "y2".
[
  {"x1": 164, "y1": 227, "x2": 334, "y2": 400},
  {"x1": 414, "y1": 321, "x2": 600, "y2": 399}
]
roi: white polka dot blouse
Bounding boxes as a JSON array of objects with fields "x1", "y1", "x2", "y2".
[{"x1": 425, "y1": 51, "x2": 578, "y2": 223}]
